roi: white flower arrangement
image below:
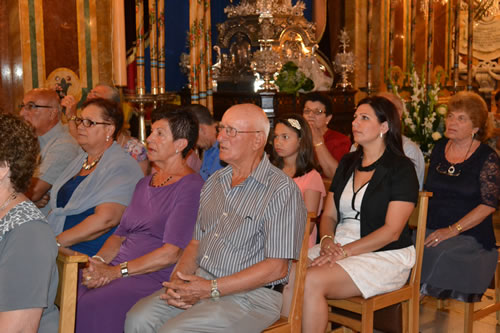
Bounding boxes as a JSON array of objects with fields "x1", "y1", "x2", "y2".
[{"x1": 391, "y1": 67, "x2": 446, "y2": 159}]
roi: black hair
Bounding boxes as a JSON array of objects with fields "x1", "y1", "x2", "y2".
[
  {"x1": 355, "y1": 96, "x2": 404, "y2": 157},
  {"x1": 302, "y1": 92, "x2": 332, "y2": 116},
  {"x1": 151, "y1": 106, "x2": 199, "y2": 158}
]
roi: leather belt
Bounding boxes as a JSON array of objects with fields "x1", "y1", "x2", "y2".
[{"x1": 264, "y1": 283, "x2": 284, "y2": 294}]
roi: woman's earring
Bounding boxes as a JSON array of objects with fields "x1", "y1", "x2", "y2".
[
  {"x1": 175, "y1": 149, "x2": 179, "y2": 154},
  {"x1": 472, "y1": 132, "x2": 475, "y2": 139},
  {"x1": 379, "y1": 132, "x2": 383, "y2": 138},
  {"x1": 106, "y1": 135, "x2": 110, "y2": 142}
]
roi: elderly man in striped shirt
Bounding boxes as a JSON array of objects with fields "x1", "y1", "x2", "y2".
[{"x1": 125, "y1": 104, "x2": 307, "y2": 333}]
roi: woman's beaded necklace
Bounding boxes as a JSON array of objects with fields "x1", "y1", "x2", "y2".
[
  {"x1": 82, "y1": 155, "x2": 102, "y2": 170},
  {"x1": 151, "y1": 173, "x2": 173, "y2": 187}
]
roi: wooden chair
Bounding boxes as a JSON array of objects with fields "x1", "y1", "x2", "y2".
[
  {"x1": 262, "y1": 212, "x2": 314, "y2": 333},
  {"x1": 327, "y1": 191, "x2": 432, "y2": 333},
  {"x1": 55, "y1": 247, "x2": 88, "y2": 333},
  {"x1": 436, "y1": 247, "x2": 500, "y2": 333}
]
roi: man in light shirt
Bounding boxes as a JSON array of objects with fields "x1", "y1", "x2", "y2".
[
  {"x1": 20, "y1": 88, "x2": 79, "y2": 212},
  {"x1": 125, "y1": 104, "x2": 306, "y2": 333}
]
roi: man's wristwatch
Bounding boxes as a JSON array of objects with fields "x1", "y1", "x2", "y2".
[
  {"x1": 211, "y1": 279, "x2": 220, "y2": 300},
  {"x1": 120, "y1": 262, "x2": 129, "y2": 277}
]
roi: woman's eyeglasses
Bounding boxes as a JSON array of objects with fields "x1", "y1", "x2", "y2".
[
  {"x1": 75, "y1": 117, "x2": 112, "y2": 128},
  {"x1": 303, "y1": 108, "x2": 326, "y2": 116}
]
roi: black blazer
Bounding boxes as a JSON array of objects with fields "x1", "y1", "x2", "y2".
[{"x1": 330, "y1": 148, "x2": 419, "y2": 251}]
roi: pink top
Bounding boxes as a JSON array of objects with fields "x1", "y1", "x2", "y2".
[{"x1": 294, "y1": 169, "x2": 326, "y2": 247}]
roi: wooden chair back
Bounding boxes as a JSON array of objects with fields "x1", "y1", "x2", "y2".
[
  {"x1": 262, "y1": 212, "x2": 314, "y2": 333},
  {"x1": 55, "y1": 247, "x2": 88, "y2": 333},
  {"x1": 409, "y1": 191, "x2": 432, "y2": 291},
  {"x1": 327, "y1": 191, "x2": 432, "y2": 333}
]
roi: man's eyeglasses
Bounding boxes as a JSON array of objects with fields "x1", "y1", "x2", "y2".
[
  {"x1": 19, "y1": 102, "x2": 53, "y2": 111},
  {"x1": 74, "y1": 117, "x2": 112, "y2": 128},
  {"x1": 216, "y1": 125, "x2": 261, "y2": 137},
  {"x1": 303, "y1": 108, "x2": 326, "y2": 116}
]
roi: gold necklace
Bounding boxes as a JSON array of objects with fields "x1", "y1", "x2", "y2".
[
  {"x1": 82, "y1": 155, "x2": 102, "y2": 170},
  {"x1": 0, "y1": 192, "x2": 17, "y2": 212},
  {"x1": 151, "y1": 173, "x2": 173, "y2": 187}
]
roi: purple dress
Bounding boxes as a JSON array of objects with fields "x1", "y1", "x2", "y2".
[{"x1": 75, "y1": 173, "x2": 204, "y2": 333}]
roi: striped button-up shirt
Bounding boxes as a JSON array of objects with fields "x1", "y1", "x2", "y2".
[{"x1": 194, "y1": 154, "x2": 306, "y2": 285}]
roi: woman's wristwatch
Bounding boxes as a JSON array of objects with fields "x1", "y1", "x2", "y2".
[{"x1": 120, "y1": 262, "x2": 129, "y2": 277}]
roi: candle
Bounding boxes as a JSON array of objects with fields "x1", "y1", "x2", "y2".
[
  {"x1": 410, "y1": 0, "x2": 416, "y2": 65},
  {"x1": 388, "y1": 0, "x2": 395, "y2": 71},
  {"x1": 198, "y1": 2, "x2": 206, "y2": 107},
  {"x1": 467, "y1": 0, "x2": 473, "y2": 91},
  {"x1": 112, "y1": 0, "x2": 126, "y2": 86},
  {"x1": 189, "y1": 0, "x2": 199, "y2": 103},
  {"x1": 367, "y1": 0, "x2": 372, "y2": 94},
  {"x1": 136, "y1": 0, "x2": 145, "y2": 95},
  {"x1": 426, "y1": 0, "x2": 434, "y2": 96},
  {"x1": 158, "y1": 0, "x2": 165, "y2": 94},
  {"x1": 204, "y1": 0, "x2": 213, "y2": 112},
  {"x1": 453, "y1": 0, "x2": 461, "y2": 91},
  {"x1": 149, "y1": 0, "x2": 158, "y2": 95}
]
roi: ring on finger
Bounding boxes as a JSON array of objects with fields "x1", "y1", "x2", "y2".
[
  {"x1": 85, "y1": 276, "x2": 92, "y2": 281},
  {"x1": 434, "y1": 238, "x2": 439, "y2": 243}
]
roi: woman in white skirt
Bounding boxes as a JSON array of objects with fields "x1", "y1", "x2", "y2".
[{"x1": 302, "y1": 96, "x2": 420, "y2": 333}]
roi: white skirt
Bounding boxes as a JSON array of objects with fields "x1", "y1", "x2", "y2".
[{"x1": 309, "y1": 218, "x2": 415, "y2": 298}]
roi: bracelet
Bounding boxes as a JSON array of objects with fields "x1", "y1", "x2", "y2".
[
  {"x1": 339, "y1": 246, "x2": 348, "y2": 258},
  {"x1": 314, "y1": 141, "x2": 324, "y2": 147},
  {"x1": 455, "y1": 223, "x2": 463, "y2": 233},
  {"x1": 320, "y1": 235, "x2": 334, "y2": 247},
  {"x1": 92, "y1": 255, "x2": 106, "y2": 263}
]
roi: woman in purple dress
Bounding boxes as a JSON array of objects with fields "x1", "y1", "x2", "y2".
[{"x1": 75, "y1": 107, "x2": 204, "y2": 333}]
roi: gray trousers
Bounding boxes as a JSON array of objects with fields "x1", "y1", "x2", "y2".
[{"x1": 124, "y1": 268, "x2": 282, "y2": 333}]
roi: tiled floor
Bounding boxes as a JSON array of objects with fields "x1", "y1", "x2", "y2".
[{"x1": 419, "y1": 291, "x2": 500, "y2": 333}]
